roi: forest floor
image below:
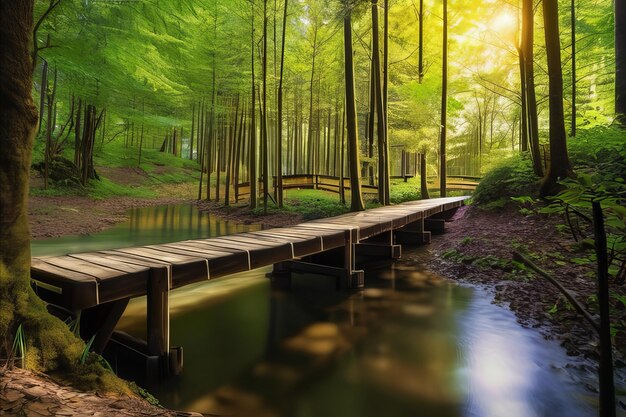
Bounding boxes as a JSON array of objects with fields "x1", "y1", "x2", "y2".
[{"x1": 0, "y1": 367, "x2": 202, "y2": 417}]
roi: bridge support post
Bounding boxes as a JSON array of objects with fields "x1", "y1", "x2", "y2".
[
  {"x1": 342, "y1": 229, "x2": 364, "y2": 289},
  {"x1": 395, "y1": 218, "x2": 432, "y2": 245},
  {"x1": 429, "y1": 207, "x2": 459, "y2": 221},
  {"x1": 270, "y1": 230, "x2": 364, "y2": 290},
  {"x1": 424, "y1": 218, "x2": 446, "y2": 235},
  {"x1": 269, "y1": 262, "x2": 292, "y2": 290},
  {"x1": 356, "y1": 231, "x2": 402, "y2": 259},
  {"x1": 146, "y1": 266, "x2": 181, "y2": 377}
]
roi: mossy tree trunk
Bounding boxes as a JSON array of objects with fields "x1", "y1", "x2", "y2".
[{"x1": 0, "y1": 0, "x2": 83, "y2": 371}]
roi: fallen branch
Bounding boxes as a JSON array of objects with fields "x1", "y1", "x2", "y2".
[{"x1": 512, "y1": 250, "x2": 599, "y2": 334}]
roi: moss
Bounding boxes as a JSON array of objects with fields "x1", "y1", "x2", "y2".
[{"x1": 1, "y1": 261, "x2": 139, "y2": 396}]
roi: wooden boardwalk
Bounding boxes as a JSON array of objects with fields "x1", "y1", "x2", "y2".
[{"x1": 31, "y1": 196, "x2": 467, "y2": 376}]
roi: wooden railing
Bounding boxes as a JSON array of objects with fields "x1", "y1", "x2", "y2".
[{"x1": 232, "y1": 174, "x2": 479, "y2": 201}]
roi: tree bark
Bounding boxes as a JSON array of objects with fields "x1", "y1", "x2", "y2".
[
  {"x1": 616, "y1": 0, "x2": 626, "y2": 125},
  {"x1": 276, "y1": 0, "x2": 288, "y2": 208},
  {"x1": 372, "y1": 0, "x2": 389, "y2": 205},
  {"x1": 343, "y1": 3, "x2": 364, "y2": 212},
  {"x1": 418, "y1": 0, "x2": 424, "y2": 83},
  {"x1": 189, "y1": 103, "x2": 195, "y2": 160},
  {"x1": 522, "y1": 0, "x2": 543, "y2": 176},
  {"x1": 440, "y1": 0, "x2": 447, "y2": 197},
  {"x1": 540, "y1": 0, "x2": 574, "y2": 197},
  {"x1": 592, "y1": 201, "x2": 617, "y2": 417},
  {"x1": 420, "y1": 153, "x2": 430, "y2": 199},
  {"x1": 250, "y1": 1, "x2": 258, "y2": 208},
  {"x1": 382, "y1": 0, "x2": 390, "y2": 204},
  {"x1": 262, "y1": 0, "x2": 269, "y2": 213},
  {"x1": 570, "y1": 0, "x2": 576, "y2": 137}
]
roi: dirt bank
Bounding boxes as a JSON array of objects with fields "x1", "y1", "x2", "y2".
[
  {"x1": 27, "y1": 177, "x2": 202, "y2": 240},
  {"x1": 419, "y1": 204, "x2": 626, "y2": 364},
  {"x1": 0, "y1": 367, "x2": 202, "y2": 417}
]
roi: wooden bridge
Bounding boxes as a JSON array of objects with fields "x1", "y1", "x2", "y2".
[{"x1": 30, "y1": 196, "x2": 468, "y2": 377}]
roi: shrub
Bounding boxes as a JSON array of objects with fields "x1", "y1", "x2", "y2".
[{"x1": 472, "y1": 153, "x2": 539, "y2": 206}]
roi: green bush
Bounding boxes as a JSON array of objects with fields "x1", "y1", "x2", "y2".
[
  {"x1": 472, "y1": 153, "x2": 539, "y2": 206},
  {"x1": 568, "y1": 126, "x2": 626, "y2": 187},
  {"x1": 473, "y1": 126, "x2": 625, "y2": 206}
]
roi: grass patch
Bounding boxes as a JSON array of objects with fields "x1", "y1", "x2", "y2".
[{"x1": 253, "y1": 189, "x2": 349, "y2": 220}]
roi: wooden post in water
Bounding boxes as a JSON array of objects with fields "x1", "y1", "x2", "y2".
[{"x1": 147, "y1": 266, "x2": 170, "y2": 376}]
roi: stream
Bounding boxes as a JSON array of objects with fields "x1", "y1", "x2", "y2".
[{"x1": 32, "y1": 204, "x2": 610, "y2": 417}]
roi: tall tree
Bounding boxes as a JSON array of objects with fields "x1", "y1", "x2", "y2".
[
  {"x1": 616, "y1": 0, "x2": 626, "y2": 125},
  {"x1": 276, "y1": 0, "x2": 288, "y2": 208},
  {"x1": 440, "y1": 0, "x2": 447, "y2": 197},
  {"x1": 1, "y1": 0, "x2": 84, "y2": 373},
  {"x1": 570, "y1": 0, "x2": 577, "y2": 137},
  {"x1": 540, "y1": 0, "x2": 574, "y2": 197},
  {"x1": 418, "y1": 0, "x2": 425, "y2": 83},
  {"x1": 522, "y1": 0, "x2": 543, "y2": 176},
  {"x1": 372, "y1": 0, "x2": 389, "y2": 205},
  {"x1": 262, "y1": 0, "x2": 269, "y2": 213},
  {"x1": 249, "y1": 0, "x2": 258, "y2": 209},
  {"x1": 343, "y1": 0, "x2": 364, "y2": 212}
]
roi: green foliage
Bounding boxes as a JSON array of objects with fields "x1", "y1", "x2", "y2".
[
  {"x1": 537, "y1": 127, "x2": 626, "y2": 280},
  {"x1": 472, "y1": 153, "x2": 539, "y2": 205},
  {"x1": 10, "y1": 324, "x2": 26, "y2": 368},
  {"x1": 389, "y1": 177, "x2": 422, "y2": 204},
  {"x1": 441, "y1": 247, "x2": 533, "y2": 280},
  {"x1": 128, "y1": 382, "x2": 162, "y2": 407},
  {"x1": 252, "y1": 189, "x2": 349, "y2": 220}
]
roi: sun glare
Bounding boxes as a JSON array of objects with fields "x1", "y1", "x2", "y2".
[{"x1": 491, "y1": 12, "x2": 517, "y2": 33}]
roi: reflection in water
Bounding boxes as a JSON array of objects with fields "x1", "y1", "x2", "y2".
[
  {"x1": 32, "y1": 204, "x2": 603, "y2": 416},
  {"x1": 31, "y1": 204, "x2": 259, "y2": 257},
  {"x1": 119, "y1": 257, "x2": 597, "y2": 417}
]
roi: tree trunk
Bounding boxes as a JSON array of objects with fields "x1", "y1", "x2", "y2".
[
  {"x1": 367, "y1": 56, "x2": 375, "y2": 185},
  {"x1": 592, "y1": 201, "x2": 617, "y2": 417},
  {"x1": 38, "y1": 59, "x2": 47, "y2": 135},
  {"x1": 250, "y1": 1, "x2": 258, "y2": 209},
  {"x1": 516, "y1": 44, "x2": 529, "y2": 152},
  {"x1": 307, "y1": 26, "x2": 318, "y2": 176},
  {"x1": 440, "y1": 0, "x2": 447, "y2": 197},
  {"x1": 382, "y1": 0, "x2": 390, "y2": 204},
  {"x1": 190, "y1": 103, "x2": 195, "y2": 160},
  {"x1": 372, "y1": 0, "x2": 389, "y2": 205},
  {"x1": 570, "y1": 0, "x2": 576, "y2": 137},
  {"x1": 420, "y1": 153, "x2": 430, "y2": 199},
  {"x1": 539, "y1": 0, "x2": 574, "y2": 197},
  {"x1": 616, "y1": 0, "x2": 626, "y2": 125},
  {"x1": 339, "y1": 105, "x2": 346, "y2": 206},
  {"x1": 343, "y1": 3, "x2": 364, "y2": 212},
  {"x1": 262, "y1": 0, "x2": 269, "y2": 213},
  {"x1": 418, "y1": 0, "x2": 424, "y2": 83},
  {"x1": 0, "y1": 0, "x2": 84, "y2": 370},
  {"x1": 276, "y1": 0, "x2": 288, "y2": 208},
  {"x1": 138, "y1": 124, "x2": 144, "y2": 165},
  {"x1": 522, "y1": 0, "x2": 543, "y2": 176}
]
